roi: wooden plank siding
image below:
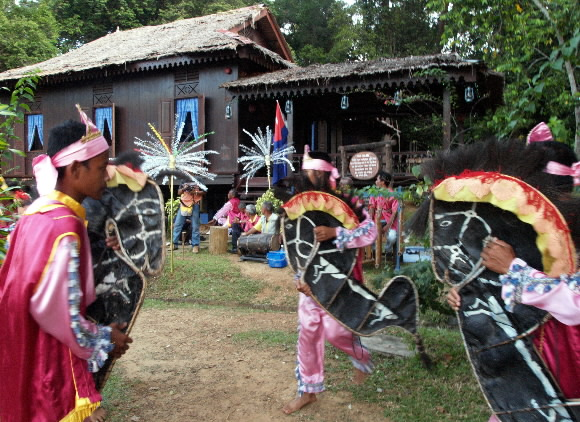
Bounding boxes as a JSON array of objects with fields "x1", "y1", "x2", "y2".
[{"x1": 2, "y1": 64, "x2": 244, "y2": 182}]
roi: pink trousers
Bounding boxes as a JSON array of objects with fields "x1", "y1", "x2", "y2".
[{"x1": 295, "y1": 293, "x2": 373, "y2": 394}]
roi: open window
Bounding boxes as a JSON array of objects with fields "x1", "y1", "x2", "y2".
[
  {"x1": 26, "y1": 114, "x2": 44, "y2": 151},
  {"x1": 175, "y1": 98, "x2": 199, "y2": 143},
  {"x1": 94, "y1": 104, "x2": 116, "y2": 156}
]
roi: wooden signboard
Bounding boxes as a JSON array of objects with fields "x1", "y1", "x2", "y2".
[{"x1": 349, "y1": 151, "x2": 380, "y2": 180}]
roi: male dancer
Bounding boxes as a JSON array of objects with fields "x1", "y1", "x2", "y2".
[
  {"x1": 280, "y1": 147, "x2": 377, "y2": 414},
  {"x1": 0, "y1": 107, "x2": 132, "y2": 421}
]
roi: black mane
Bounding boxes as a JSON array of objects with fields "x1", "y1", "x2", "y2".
[{"x1": 407, "y1": 138, "x2": 580, "y2": 249}]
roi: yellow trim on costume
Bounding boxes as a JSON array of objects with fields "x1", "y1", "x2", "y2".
[
  {"x1": 25, "y1": 202, "x2": 66, "y2": 216},
  {"x1": 433, "y1": 174, "x2": 576, "y2": 276},
  {"x1": 47, "y1": 191, "x2": 87, "y2": 222},
  {"x1": 59, "y1": 396, "x2": 100, "y2": 422},
  {"x1": 283, "y1": 191, "x2": 359, "y2": 229},
  {"x1": 33, "y1": 232, "x2": 81, "y2": 293},
  {"x1": 60, "y1": 350, "x2": 100, "y2": 422}
]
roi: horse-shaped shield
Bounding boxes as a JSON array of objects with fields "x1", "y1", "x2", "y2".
[
  {"x1": 282, "y1": 191, "x2": 430, "y2": 365},
  {"x1": 430, "y1": 173, "x2": 578, "y2": 421},
  {"x1": 84, "y1": 177, "x2": 166, "y2": 390}
]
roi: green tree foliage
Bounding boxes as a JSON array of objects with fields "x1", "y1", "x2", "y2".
[
  {"x1": 266, "y1": 0, "x2": 357, "y2": 65},
  {"x1": 50, "y1": 0, "x2": 161, "y2": 51},
  {"x1": 50, "y1": 0, "x2": 257, "y2": 51},
  {"x1": 0, "y1": 0, "x2": 59, "y2": 72},
  {"x1": 158, "y1": 0, "x2": 255, "y2": 22},
  {"x1": 0, "y1": 75, "x2": 39, "y2": 261},
  {"x1": 352, "y1": 0, "x2": 441, "y2": 60},
  {"x1": 427, "y1": 0, "x2": 580, "y2": 153}
]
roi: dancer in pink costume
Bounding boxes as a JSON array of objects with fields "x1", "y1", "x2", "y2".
[
  {"x1": 281, "y1": 147, "x2": 377, "y2": 414},
  {"x1": 446, "y1": 147, "x2": 580, "y2": 421}
]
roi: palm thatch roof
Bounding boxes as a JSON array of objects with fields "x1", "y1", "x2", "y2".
[
  {"x1": 0, "y1": 5, "x2": 294, "y2": 83},
  {"x1": 222, "y1": 54, "x2": 503, "y2": 100}
]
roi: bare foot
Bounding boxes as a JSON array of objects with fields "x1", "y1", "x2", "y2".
[
  {"x1": 353, "y1": 368, "x2": 369, "y2": 385},
  {"x1": 282, "y1": 393, "x2": 317, "y2": 415},
  {"x1": 83, "y1": 407, "x2": 106, "y2": 422}
]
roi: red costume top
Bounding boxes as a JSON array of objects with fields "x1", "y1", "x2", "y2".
[{"x1": 0, "y1": 191, "x2": 113, "y2": 421}]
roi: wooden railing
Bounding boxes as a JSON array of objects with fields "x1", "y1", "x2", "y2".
[
  {"x1": 288, "y1": 149, "x2": 433, "y2": 179},
  {"x1": 235, "y1": 146, "x2": 434, "y2": 192},
  {"x1": 391, "y1": 151, "x2": 433, "y2": 177}
]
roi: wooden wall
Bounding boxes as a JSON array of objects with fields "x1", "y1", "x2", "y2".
[{"x1": 3, "y1": 62, "x2": 244, "y2": 182}]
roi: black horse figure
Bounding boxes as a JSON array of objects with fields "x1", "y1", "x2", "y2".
[
  {"x1": 84, "y1": 168, "x2": 166, "y2": 390},
  {"x1": 432, "y1": 199, "x2": 578, "y2": 421},
  {"x1": 282, "y1": 191, "x2": 431, "y2": 366},
  {"x1": 408, "y1": 139, "x2": 579, "y2": 421}
]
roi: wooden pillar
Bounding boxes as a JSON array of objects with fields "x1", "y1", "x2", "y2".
[
  {"x1": 384, "y1": 139, "x2": 393, "y2": 174},
  {"x1": 442, "y1": 88, "x2": 451, "y2": 150},
  {"x1": 457, "y1": 114, "x2": 465, "y2": 145},
  {"x1": 339, "y1": 146, "x2": 346, "y2": 177},
  {"x1": 286, "y1": 106, "x2": 293, "y2": 148},
  {"x1": 318, "y1": 120, "x2": 328, "y2": 152}
]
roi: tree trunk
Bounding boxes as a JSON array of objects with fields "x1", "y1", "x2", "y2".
[{"x1": 209, "y1": 226, "x2": 228, "y2": 254}]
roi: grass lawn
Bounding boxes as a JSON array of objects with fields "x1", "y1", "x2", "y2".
[
  {"x1": 147, "y1": 252, "x2": 266, "y2": 304},
  {"x1": 104, "y1": 251, "x2": 489, "y2": 421}
]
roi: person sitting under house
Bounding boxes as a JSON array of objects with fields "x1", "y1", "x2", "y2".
[
  {"x1": 238, "y1": 201, "x2": 280, "y2": 262},
  {"x1": 242, "y1": 201, "x2": 279, "y2": 236},
  {"x1": 226, "y1": 202, "x2": 246, "y2": 254},
  {"x1": 242, "y1": 204, "x2": 260, "y2": 233},
  {"x1": 210, "y1": 189, "x2": 240, "y2": 227}
]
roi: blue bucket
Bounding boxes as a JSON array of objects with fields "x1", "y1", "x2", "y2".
[
  {"x1": 267, "y1": 250, "x2": 287, "y2": 268},
  {"x1": 402, "y1": 246, "x2": 431, "y2": 263}
]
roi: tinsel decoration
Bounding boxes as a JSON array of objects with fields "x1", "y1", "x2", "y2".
[
  {"x1": 238, "y1": 126, "x2": 295, "y2": 192},
  {"x1": 135, "y1": 118, "x2": 218, "y2": 190},
  {"x1": 134, "y1": 116, "x2": 218, "y2": 272}
]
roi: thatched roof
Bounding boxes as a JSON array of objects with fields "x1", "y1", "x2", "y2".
[
  {"x1": 223, "y1": 54, "x2": 504, "y2": 99},
  {"x1": 0, "y1": 5, "x2": 294, "y2": 83}
]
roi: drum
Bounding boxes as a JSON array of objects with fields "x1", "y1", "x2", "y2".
[{"x1": 238, "y1": 233, "x2": 280, "y2": 256}]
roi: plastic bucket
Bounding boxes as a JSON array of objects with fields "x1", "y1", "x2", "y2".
[{"x1": 267, "y1": 250, "x2": 287, "y2": 268}]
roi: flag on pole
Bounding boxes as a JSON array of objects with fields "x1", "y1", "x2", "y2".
[{"x1": 273, "y1": 101, "x2": 289, "y2": 185}]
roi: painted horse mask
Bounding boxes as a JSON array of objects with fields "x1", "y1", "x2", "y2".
[
  {"x1": 84, "y1": 176, "x2": 166, "y2": 390},
  {"x1": 430, "y1": 173, "x2": 577, "y2": 421}
]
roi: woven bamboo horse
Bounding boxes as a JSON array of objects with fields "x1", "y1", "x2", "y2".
[
  {"x1": 84, "y1": 160, "x2": 166, "y2": 390},
  {"x1": 282, "y1": 191, "x2": 431, "y2": 367},
  {"x1": 408, "y1": 139, "x2": 579, "y2": 421}
]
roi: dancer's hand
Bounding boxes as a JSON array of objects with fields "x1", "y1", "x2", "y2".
[
  {"x1": 296, "y1": 280, "x2": 312, "y2": 297},
  {"x1": 314, "y1": 226, "x2": 336, "y2": 242},
  {"x1": 109, "y1": 322, "x2": 133, "y2": 358},
  {"x1": 481, "y1": 238, "x2": 515, "y2": 274},
  {"x1": 447, "y1": 287, "x2": 461, "y2": 311},
  {"x1": 105, "y1": 235, "x2": 120, "y2": 250}
]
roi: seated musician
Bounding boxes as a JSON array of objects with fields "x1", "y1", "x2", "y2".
[
  {"x1": 225, "y1": 202, "x2": 246, "y2": 254},
  {"x1": 241, "y1": 201, "x2": 279, "y2": 236},
  {"x1": 242, "y1": 204, "x2": 260, "y2": 233}
]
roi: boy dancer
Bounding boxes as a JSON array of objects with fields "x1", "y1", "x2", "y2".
[
  {"x1": 0, "y1": 106, "x2": 132, "y2": 422},
  {"x1": 280, "y1": 147, "x2": 377, "y2": 414}
]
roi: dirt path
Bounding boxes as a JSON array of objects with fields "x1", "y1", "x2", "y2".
[{"x1": 110, "y1": 256, "x2": 390, "y2": 421}]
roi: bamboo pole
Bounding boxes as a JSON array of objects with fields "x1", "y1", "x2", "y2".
[{"x1": 169, "y1": 156, "x2": 176, "y2": 273}]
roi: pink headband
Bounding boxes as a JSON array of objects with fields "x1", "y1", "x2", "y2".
[
  {"x1": 526, "y1": 122, "x2": 553, "y2": 144},
  {"x1": 302, "y1": 145, "x2": 340, "y2": 189},
  {"x1": 544, "y1": 161, "x2": 580, "y2": 186},
  {"x1": 33, "y1": 105, "x2": 110, "y2": 196}
]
